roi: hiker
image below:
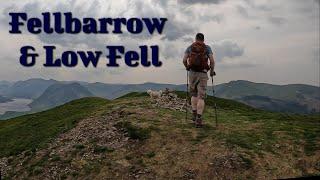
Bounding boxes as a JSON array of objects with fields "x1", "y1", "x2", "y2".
[{"x1": 183, "y1": 33, "x2": 215, "y2": 127}]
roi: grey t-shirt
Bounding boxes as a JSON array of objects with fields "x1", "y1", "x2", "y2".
[{"x1": 185, "y1": 44, "x2": 213, "y2": 57}]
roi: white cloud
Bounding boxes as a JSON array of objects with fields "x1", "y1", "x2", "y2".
[{"x1": 0, "y1": 0, "x2": 319, "y2": 86}]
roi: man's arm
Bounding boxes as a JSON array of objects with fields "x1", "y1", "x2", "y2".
[
  {"x1": 183, "y1": 53, "x2": 189, "y2": 70},
  {"x1": 209, "y1": 54, "x2": 215, "y2": 76}
]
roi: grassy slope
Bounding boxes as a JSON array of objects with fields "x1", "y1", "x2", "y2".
[
  {"x1": 0, "y1": 92, "x2": 319, "y2": 179},
  {"x1": 0, "y1": 97, "x2": 108, "y2": 157}
]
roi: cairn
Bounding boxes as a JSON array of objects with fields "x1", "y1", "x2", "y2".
[{"x1": 150, "y1": 88, "x2": 191, "y2": 112}]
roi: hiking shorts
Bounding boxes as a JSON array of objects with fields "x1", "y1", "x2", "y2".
[{"x1": 189, "y1": 71, "x2": 208, "y2": 99}]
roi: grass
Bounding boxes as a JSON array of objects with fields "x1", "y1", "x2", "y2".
[
  {"x1": 27, "y1": 153, "x2": 50, "y2": 176},
  {"x1": 116, "y1": 92, "x2": 148, "y2": 100},
  {"x1": 73, "y1": 144, "x2": 85, "y2": 150},
  {"x1": 115, "y1": 121, "x2": 151, "y2": 140},
  {"x1": 239, "y1": 154, "x2": 254, "y2": 169},
  {"x1": 145, "y1": 151, "x2": 156, "y2": 158},
  {"x1": 51, "y1": 154, "x2": 61, "y2": 162},
  {"x1": 0, "y1": 92, "x2": 319, "y2": 179},
  {"x1": 93, "y1": 145, "x2": 114, "y2": 153},
  {"x1": 0, "y1": 97, "x2": 109, "y2": 158}
]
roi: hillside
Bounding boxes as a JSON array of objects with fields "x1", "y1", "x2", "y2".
[
  {"x1": 235, "y1": 95, "x2": 309, "y2": 113},
  {"x1": 0, "y1": 93, "x2": 319, "y2": 179},
  {"x1": 29, "y1": 83, "x2": 94, "y2": 111},
  {"x1": 214, "y1": 80, "x2": 320, "y2": 113}
]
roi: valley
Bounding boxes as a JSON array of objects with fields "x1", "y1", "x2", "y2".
[{"x1": 0, "y1": 98, "x2": 31, "y2": 115}]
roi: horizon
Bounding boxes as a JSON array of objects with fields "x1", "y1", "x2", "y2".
[{"x1": 1, "y1": 77, "x2": 319, "y2": 87}]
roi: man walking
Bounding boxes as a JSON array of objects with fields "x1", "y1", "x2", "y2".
[{"x1": 183, "y1": 33, "x2": 215, "y2": 127}]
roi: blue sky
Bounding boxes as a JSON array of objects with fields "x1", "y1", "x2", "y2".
[{"x1": 0, "y1": 0, "x2": 319, "y2": 86}]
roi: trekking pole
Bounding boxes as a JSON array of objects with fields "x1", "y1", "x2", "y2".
[
  {"x1": 211, "y1": 77, "x2": 218, "y2": 128},
  {"x1": 186, "y1": 70, "x2": 189, "y2": 121}
]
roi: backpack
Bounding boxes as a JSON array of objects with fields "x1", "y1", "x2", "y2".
[{"x1": 188, "y1": 41, "x2": 210, "y2": 72}]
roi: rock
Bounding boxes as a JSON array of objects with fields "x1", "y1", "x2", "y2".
[{"x1": 150, "y1": 91, "x2": 191, "y2": 113}]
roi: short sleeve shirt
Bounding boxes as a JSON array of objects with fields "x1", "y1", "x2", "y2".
[{"x1": 185, "y1": 45, "x2": 213, "y2": 57}]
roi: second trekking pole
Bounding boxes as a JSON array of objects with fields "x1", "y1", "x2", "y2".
[{"x1": 211, "y1": 77, "x2": 218, "y2": 128}]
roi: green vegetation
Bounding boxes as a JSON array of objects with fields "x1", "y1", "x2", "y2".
[
  {"x1": 145, "y1": 151, "x2": 156, "y2": 158},
  {"x1": 93, "y1": 145, "x2": 114, "y2": 153},
  {"x1": 73, "y1": 144, "x2": 85, "y2": 150},
  {"x1": 116, "y1": 92, "x2": 148, "y2": 99},
  {"x1": 0, "y1": 97, "x2": 109, "y2": 157},
  {"x1": 0, "y1": 91, "x2": 319, "y2": 179},
  {"x1": 115, "y1": 121, "x2": 151, "y2": 140}
]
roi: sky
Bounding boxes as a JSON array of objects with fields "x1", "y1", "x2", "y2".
[{"x1": 0, "y1": 0, "x2": 319, "y2": 86}]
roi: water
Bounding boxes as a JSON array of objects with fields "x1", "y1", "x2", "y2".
[{"x1": 0, "y1": 98, "x2": 32, "y2": 115}]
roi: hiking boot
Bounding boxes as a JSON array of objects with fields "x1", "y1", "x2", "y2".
[
  {"x1": 195, "y1": 115, "x2": 203, "y2": 128},
  {"x1": 192, "y1": 110, "x2": 197, "y2": 122}
]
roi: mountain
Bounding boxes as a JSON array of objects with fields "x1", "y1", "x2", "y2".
[
  {"x1": 29, "y1": 83, "x2": 94, "y2": 111},
  {"x1": 214, "y1": 80, "x2": 319, "y2": 101},
  {"x1": 0, "y1": 81, "x2": 12, "y2": 95},
  {"x1": 0, "y1": 95, "x2": 12, "y2": 103},
  {"x1": 0, "y1": 93, "x2": 319, "y2": 179},
  {"x1": 84, "y1": 82, "x2": 185, "y2": 99},
  {"x1": 213, "y1": 80, "x2": 320, "y2": 113},
  {"x1": 2, "y1": 78, "x2": 57, "y2": 99},
  {"x1": 1, "y1": 78, "x2": 319, "y2": 114},
  {"x1": 235, "y1": 95, "x2": 309, "y2": 113}
]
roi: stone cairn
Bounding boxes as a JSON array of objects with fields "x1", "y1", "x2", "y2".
[{"x1": 151, "y1": 88, "x2": 191, "y2": 112}]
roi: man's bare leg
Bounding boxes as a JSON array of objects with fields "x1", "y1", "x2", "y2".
[
  {"x1": 191, "y1": 96, "x2": 198, "y2": 111},
  {"x1": 191, "y1": 96, "x2": 198, "y2": 121},
  {"x1": 197, "y1": 98, "x2": 205, "y2": 115},
  {"x1": 196, "y1": 79, "x2": 207, "y2": 127}
]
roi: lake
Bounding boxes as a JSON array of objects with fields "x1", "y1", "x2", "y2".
[{"x1": 0, "y1": 98, "x2": 32, "y2": 115}]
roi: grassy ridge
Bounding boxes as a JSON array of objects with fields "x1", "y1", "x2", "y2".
[
  {"x1": 0, "y1": 92, "x2": 319, "y2": 179},
  {"x1": 0, "y1": 97, "x2": 109, "y2": 157},
  {"x1": 117, "y1": 91, "x2": 320, "y2": 155}
]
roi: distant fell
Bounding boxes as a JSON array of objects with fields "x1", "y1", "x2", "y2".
[
  {"x1": 29, "y1": 83, "x2": 94, "y2": 111},
  {"x1": 214, "y1": 80, "x2": 320, "y2": 113},
  {"x1": 3, "y1": 78, "x2": 57, "y2": 99},
  {"x1": 0, "y1": 78, "x2": 319, "y2": 113}
]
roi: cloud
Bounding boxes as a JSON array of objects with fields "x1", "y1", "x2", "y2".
[
  {"x1": 198, "y1": 14, "x2": 224, "y2": 23},
  {"x1": 220, "y1": 61, "x2": 257, "y2": 68},
  {"x1": 268, "y1": 16, "x2": 286, "y2": 25},
  {"x1": 313, "y1": 46, "x2": 320, "y2": 62},
  {"x1": 211, "y1": 40, "x2": 245, "y2": 62},
  {"x1": 161, "y1": 19, "x2": 195, "y2": 41},
  {"x1": 243, "y1": 0, "x2": 272, "y2": 12},
  {"x1": 0, "y1": 0, "x2": 319, "y2": 85},
  {"x1": 255, "y1": 26, "x2": 261, "y2": 30},
  {"x1": 237, "y1": 5, "x2": 249, "y2": 18},
  {"x1": 178, "y1": 0, "x2": 226, "y2": 5}
]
